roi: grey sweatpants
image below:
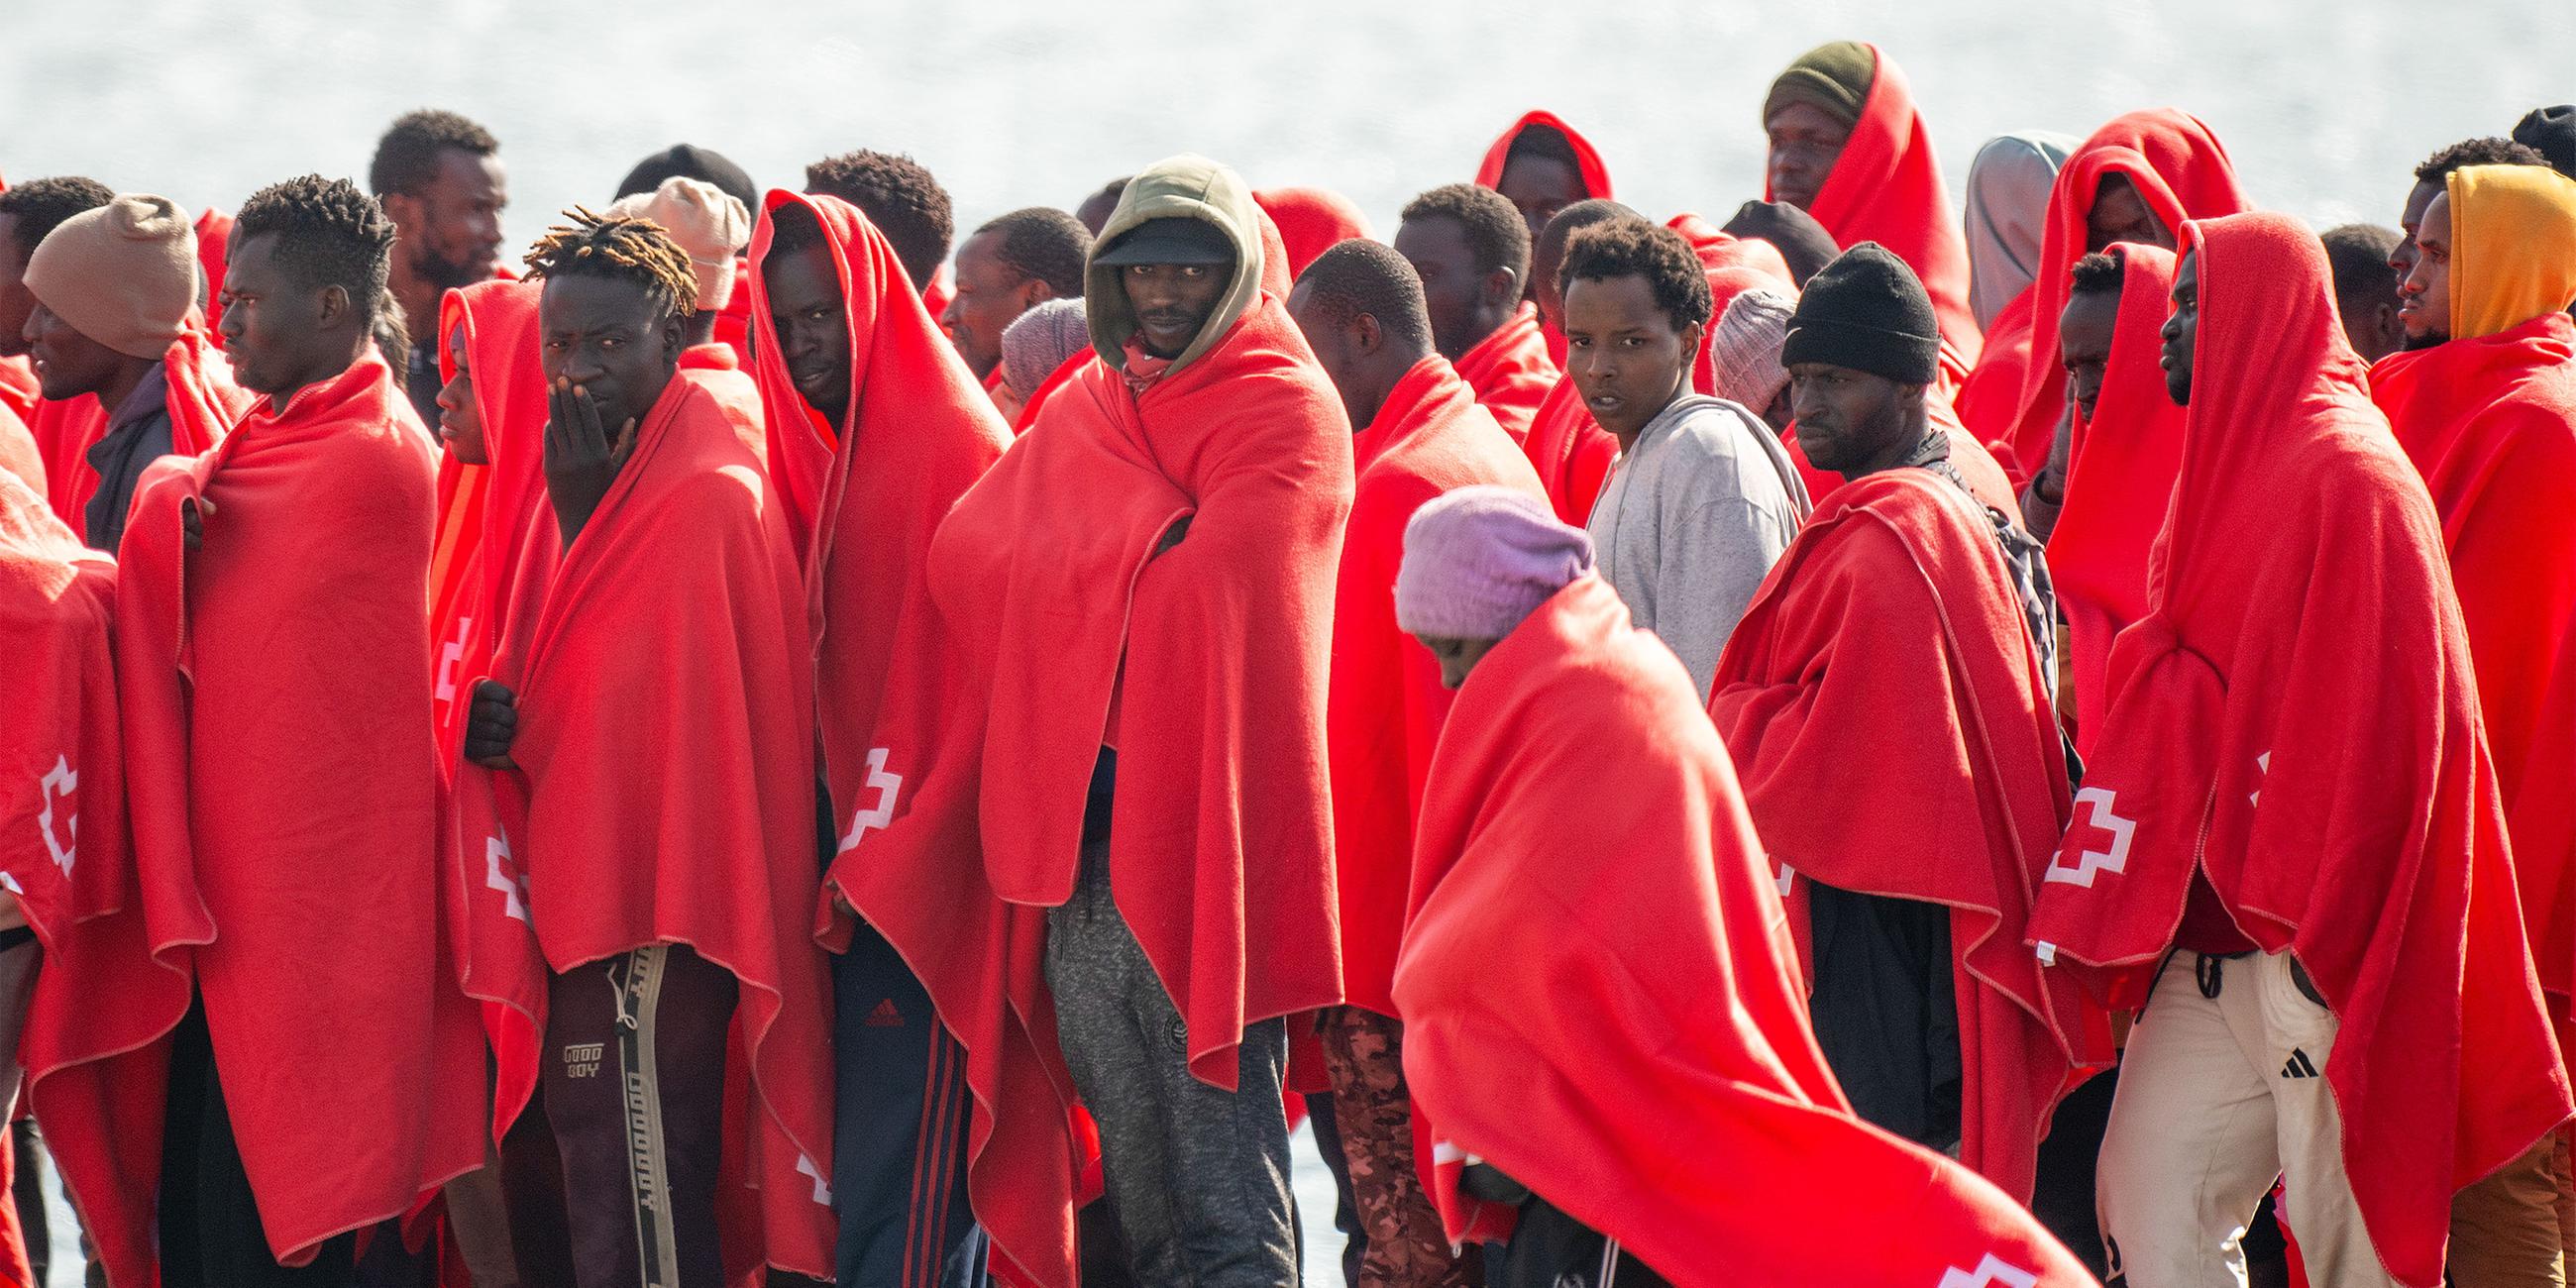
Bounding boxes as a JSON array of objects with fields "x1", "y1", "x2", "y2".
[{"x1": 1046, "y1": 847, "x2": 1295, "y2": 1288}]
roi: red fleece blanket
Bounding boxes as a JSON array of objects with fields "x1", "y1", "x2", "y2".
[
  {"x1": 0, "y1": 357, "x2": 35, "y2": 426},
  {"x1": 428, "y1": 280, "x2": 548, "y2": 774},
  {"x1": 2027, "y1": 214, "x2": 2571, "y2": 1288},
  {"x1": 195, "y1": 209, "x2": 233, "y2": 335},
  {"x1": 1778, "y1": 45, "x2": 1982, "y2": 368},
  {"x1": 1995, "y1": 110, "x2": 2245, "y2": 481},
  {"x1": 2048, "y1": 245, "x2": 2179, "y2": 756},
  {"x1": 471, "y1": 370, "x2": 835, "y2": 1281},
  {"x1": 1254, "y1": 187, "x2": 1372, "y2": 278},
  {"x1": 2372, "y1": 309, "x2": 2576, "y2": 1034},
  {"x1": 1332, "y1": 356, "x2": 1544, "y2": 1020},
  {"x1": 931, "y1": 291, "x2": 1352, "y2": 1083},
  {"x1": 1519, "y1": 375, "x2": 1616, "y2": 524},
  {"x1": 1474, "y1": 109, "x2": 1612, "y2": 199},
  {"x1": 60, "y1": 355, "x2": 484, "y2": 1284},
  {"x1": 1012, "y1": 351, "x2": 1087, "y2": 436},
  {"x1": 1954, "y1": 288, "x2": 2038, "y2": 449},
  {"x1": 1450, "y1": 303, "x2": 1555, "y2": 441},
  {"x1": 0, "y1": 403, "x2": 39, "y2": 492},
  {"x1": 1401, "y1": 575, "x2": 2096, "y2": 1286},
  {"x1": 1711, "y1": 468, "x2": 2107, "y2": 1202},
  {"x1": 745, "y1": 190, "x2": 1075, "y2": 1287}
]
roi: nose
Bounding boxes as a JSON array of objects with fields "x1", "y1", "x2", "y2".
[
  {"x1": 2160, "y1": 313, "x2": 2181, "y2": 345},
  {"x1": 939, "y1": 298, "x2": 963, "y2": 333}
]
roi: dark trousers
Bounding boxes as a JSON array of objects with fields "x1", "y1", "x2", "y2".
[
  {"x1": 1045, "y1": 851, "x2": 1295, "y2": 1288},
  {"x1": 542, "y1": 944, "x2": 736, "y2": 1288},
  {"x1": 1492, "y1": 1198, "x2": 1667, "y2": 1288},
  {"x1": 159, "y1": 998, "x2": 358, "y2": 1288},
  {"x1": 833, "y1": 918, "x2": 987, "y2": 1288}
]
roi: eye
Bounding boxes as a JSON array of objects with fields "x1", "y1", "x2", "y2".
[{"x1": 600, "y1": 337, "x2": 621, "y2": 350}]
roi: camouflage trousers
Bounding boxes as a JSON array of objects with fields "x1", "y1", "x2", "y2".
[{"x1": 1321, "y1": 1008, "x2": 1482, "y2": 1288}]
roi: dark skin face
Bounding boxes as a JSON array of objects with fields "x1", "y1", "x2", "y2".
[
  {"x1": 2057, "y1": 289, "x2": 2120, "y2": 422},
  {"x1": 1532, "y1": 228, "x2": 1574, "y2": 335},
  {"x1": 1787, "y1": 361, "x2": 1925, "y2": 480},
  {"x1": 218, "y1": 231, "x2": 370, "y2": 403},
  {"x1": 764, "y1": 237, "x2": 853, "y2": 426},
  {"x1": 1760, "y1": 385, "x2": 1794, "y2": 433},
  {"x1": 2086, "y1": 175, "x2": 2172, "y2": 253},
  {"x1": 536, "y1": 273, "x2": 681, "y2": 562},
  {"x1": 941, "y1": 230, "x2": 1054, "y2": 380},
  {"x1": 1562, "y1": 273, "x2": 1701, "y2": 449},
  {"x1": 385, "y1": 150, "x2": 509, "y2": 292},
  {"x1": 434, "y1": 321, "x2": 489, "y2": 466},
  {"x1": 2398, "y1": 192, "x2": 2453, "y2": 346},
  {"x1": 2160, "y1": 249, "x2": 2200, "y2": 406},
  {"x1": 1286, "y1": 278, "x2": 1425, "y2": 430},
  {"x1": 0, "y1": 214, "x2": 36, "y2": 359},
  {"x1": 2391, "y1": 178, "x2": 2441, "y2": 286},
  {"x1": 1495, "y1": 156, "x2": 1585, "y2": 254},
  {"x1": 1414, "y1": 633, "x2": 1501, "y2": 690},
  {"x1": 1394, "y1": 214, "x2": 1520, "y2": 363},
  {"x1": 1122, "y1": 261, "x2": 1231, "y2": 359},
  {"x1": 2339, "y1": 288, "x2": 2408, "y2": 365},
  {"x1": 1766, "y1": 101, "x2": 1852, "y2": 211},
  {"x1": 23, "y1": 300, "x2": 155, "y2": 407}
]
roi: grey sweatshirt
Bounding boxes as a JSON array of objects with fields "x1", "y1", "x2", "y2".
[{"x1": 1584, "y1": 393, "x2": 1811, "y2": 699}]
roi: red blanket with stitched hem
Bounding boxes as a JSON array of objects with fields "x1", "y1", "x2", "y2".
[
  {"x1": 1403, "y1": 574, "x2": 2096, "y2": 1286},
  {"x1": 1450, "y1": 303, "x2": 1555, "y2": 442},
  {"x1": 1711, "y1": 468, "x2": 2107, "y2": 1203}
]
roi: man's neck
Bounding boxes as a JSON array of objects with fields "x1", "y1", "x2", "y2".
[
  {"x1": 263, "y1": 337, "x2": 370, "y2": 412},
  {"x1": 89, "y1": 354, "x2": 161, "y2": 420},
  {"x1": 1611, "y1": 382, "x2": 1690, "y2": 456},
  {"x1": 1454, "y1": 303, "x2": 1517, "y2": 361},
  {"x1": 1841, "y1": 416, "x2": 1940, "y2": 483},
  {"x1": 388, "y1": 252, "x2": 445, "y2": 347}
]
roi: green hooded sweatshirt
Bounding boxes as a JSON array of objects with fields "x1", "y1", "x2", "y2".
[{"x1": 1086, "y1": 154, "x2": 1268, "y2": 377}]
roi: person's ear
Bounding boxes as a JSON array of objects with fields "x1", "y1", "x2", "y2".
[
  {"x1": 1677, "y1": 319, "x2": 1705, "y2": 361},
  {"x1": 661, "y1": 313, "x2": 686, "y2": 364},
  {"x1": 1483, "y1": 265, "x2": 1521, "y2": 310},
  {"x1": 314, "y1": 282, "x2": 354, "y2": 330},
  {"x1": 1020, "y1": 278, "x2": 1055, "y2": 310},
  {"x1": 1351, "y1": 310, "x2": 1383, "y2": 357},
  {"x1": 379, "y1": 191, "x2": 421, "y2": 236}
]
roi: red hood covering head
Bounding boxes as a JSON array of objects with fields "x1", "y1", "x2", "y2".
[
  {"x1": 2028, "y1": 212, "x2": 2573, "y2": 1288},
  {"x1": 465, "y1": 370, "x2": 837, "y2": 1281},
  {"x1": 53, "y1": 355, "x2": 485, "y2": 1285},
  {"x1": 1997, "y1": 109, "x2": 2246, "y2": 480},
  {"x1": 743, "y1": 188, "x2": 1070, "y2": 1285},
  {"x1": 33, "y1": 329, "x2": 247, "y2": 544},
  {"x1": 1254, "y1": 186, "x2": 1373, "y2": 278},
  {"x1": 428, "y1": 279, "x2": 547, "y2": 773},
  {"x1": 1474, "y1": 110, "x2": 1613, "y2": 199},
  {"x1": 2369, "y1": 168, "x2": 2576, "y2": 1035},
  {"x1": 1774, "y1": 45, "x2": 1983, "y2": 368},
  {"x1": 1400, "y1": 575, "x2": 2098, "y2": 1286},
  {"x1": 2046, "y1": 242, "x2": 2178, "y2": 756},
  {"x1": 1710, "y1": 468, "x2": 2108, "y2": 1201}
]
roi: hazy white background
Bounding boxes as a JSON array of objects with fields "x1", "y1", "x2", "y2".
[{"x1": 7, "y1": 1, "x2": 2574, "y2": 1282}]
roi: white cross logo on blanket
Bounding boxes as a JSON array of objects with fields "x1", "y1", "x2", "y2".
[
  {"x1": 797, "y1": 1152, "x2": 833, "y2": 1206},
  {"x1": 1937, "y1": 1253, "x2": 2039, "y2": 1288},
  {"x1": 1773, "y1": 863, "x2": 1796, "y2": 900},
  {"x1": 485, "y1": 831, "x2": 530, "y2": 922},
  {"x1": 2250, "y1": 750, "x2": 2272, "y2": 805},
  {"x1": 38, "y1": 755, "x2": 76, "y2": 878},
  {"x1": 835, "y1": 747, "x2": 905, "y2": 856},
  {"x1": 2044, "y1": 787, "x2": 2134, "y2": 888},
  {"x1": 435, "y1": 613, "x2": 474, "y2": 708}
]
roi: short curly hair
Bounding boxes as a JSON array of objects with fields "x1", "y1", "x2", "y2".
[
  {"x1": 1294, "y1": 240, "x2": 1433, "y2": 351},
  {"x1": 0, "y1": 175, "x2": 114, "y2": 262},
  {"x1": 1400, "y1": 182, "x2": 1531, "y2": 283},
  {"x1": 523, "y1": 208, "x2": 698, "y2": 319},
  {"x1": 804, "y1": 150, "x2": 954, "y2": 292},
  {"x1": 369, "y1": 109, "x2": 500, "y2": 198},
  {"x1": 2068, "y1": 251, "x2": 2124, "y2": 298},
  {"x1": 975, "y1": 207, "x2": 1091, "y2": 297},
  {"x1": 2413, "y1": 137, "x2": 2548, "y2": 185},
  {"x1": 1557, "y1": 217, "x2": 1712, "y2": 331},
  {"x1": 233, "y1": 174, "x2": 398, "y2": 311}
]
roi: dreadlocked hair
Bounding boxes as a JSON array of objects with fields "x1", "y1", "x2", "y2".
[
  {"x1": 233, "y1": 174, "x2": 397, "y2": 311},
  {"x1": 522, "y1": 207, "x2": 698, "y2": 318}
]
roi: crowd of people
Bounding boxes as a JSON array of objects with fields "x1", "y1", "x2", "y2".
[{"x1": 4, "y1": 36, "x2": 2576, "y2": 1288}]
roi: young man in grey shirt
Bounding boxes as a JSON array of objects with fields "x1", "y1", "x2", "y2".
[{"x1": 1561, "y1": 217, "x2": 1808, "y2": 698}]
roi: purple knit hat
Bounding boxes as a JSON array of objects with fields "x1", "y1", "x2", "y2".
[{"x1": 1396, "y1": 485, "x2": 1596, "y2": 640}]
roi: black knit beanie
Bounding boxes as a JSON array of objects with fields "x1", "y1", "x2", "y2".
[
  {"x1": 1777, "y1": 243, "x2": 1941, "y2": 384},
  {"x1": 2514, "y1": 106, "x2": 2576, "y2": 181}
]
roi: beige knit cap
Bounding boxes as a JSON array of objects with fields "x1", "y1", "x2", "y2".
[
  {"x1": 24, "y1": 194, "x2": 199, "y2": 361},
  {"x1": 606, "y1": 176, "x2": 750, "y2": 311}
]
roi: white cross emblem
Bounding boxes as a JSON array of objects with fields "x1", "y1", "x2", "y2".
[
  {"x1": 38, "y1": 756, "x2": 76, "y2": 878},
  {"x1": 835, "y1": 747, "x2": 905, "y2": 856},
  {"x1": 2250, "y1": 750, "x2": 2272, "y2": 805},
  {"x1": 797, "y1": 1152, "x2": 833, "y2": 1206},
  {"x1": 484, "y1": 832, "x2": 530, "y2": 922},
  {"x1": 1938, "y1": 1253, "x2": 2040, "y2": 1288},
  {"x1": 435, "y1": 614, "x2": 474, "y2": 708},
  {"x1": 2044, "y1": 787, "x2": 2135, "y2": 888},
  {"x1": 1774, "y1": 863, "x2": 1796, "y2": 900}
]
